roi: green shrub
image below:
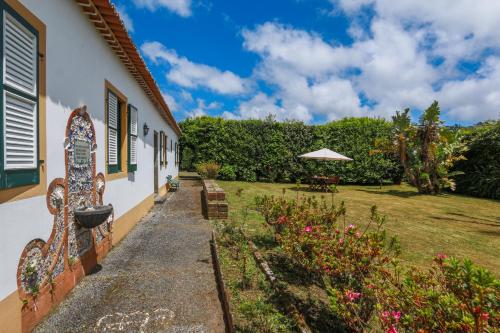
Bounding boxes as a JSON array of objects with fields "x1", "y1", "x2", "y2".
[
  {"x1": 240, "y1": 168, "x2": 257, "y2": 182},
  {"x1": 195, "y1": 162, "x2": 220, "y2": 179},
  {"x1": 453, "y1": 121, "x2": 500, "y2": 199},
  {"x1": 179, "y1": 116, "x2": 401, "y2": 184},
  {"x1": 219, "y1": 165, "x2": 237, "y2": 181},
  {"x1": 180, "y1": 146, "x2": 194, "y2": 171}
]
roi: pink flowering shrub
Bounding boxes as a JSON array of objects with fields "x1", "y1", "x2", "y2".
[
  {"x1": 256, "y1": 194, "x2": 399, "y2": 331},
  {"x1": 255, "y1": 193, "x2": 500, "y2": 332},
  {"x1": 374, "y1": 256, "x2": 499, "y2": 333}
]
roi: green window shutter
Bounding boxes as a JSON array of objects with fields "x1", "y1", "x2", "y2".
[
  {"x1": 164, "y1": 133, "x2": 168, "y2": 166},
  {"x1": 177, "y1": 143, "x2": 180, "y2": 165},
  {"x1": 174, "y1": 142, "x2": 178, "y2": 165},
  {"x1": 127, "y1": 104, "x2": 138, "y2": 172},
  {"x1": 159, "y1": 131, "x2": 163, "y2": 167},
  {"x1": 107, "y1": 90, "x2": 121, "y2": 174},
  {"x1": 0, "y1": 4, "x2": 40, "y2": 189}
]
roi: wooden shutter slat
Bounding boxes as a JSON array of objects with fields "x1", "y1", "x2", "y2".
[
  {"x1": 108, "y1": 91, "x2": 118, "y2": 129},
  {"x1": 128, "y1": 105, "x2": 138, "y2": 169},
  {"x1": 107, "y1": 90, "x2": 119, "y2": 166},
  {"x1": 4, "y1": 92, "x2": 37, "y2": 169},
  {"x1": 5, "y1": 37, "x2": 34, "y2": 64},
  {"x1": 4, "y1": 43, "x2": 35, "y2": 72},
  {"x1": 108, "y1": 128, "x2": 118, "y2": 165},
  {"x1": 3, "y1": 13, "x2": 37, "y2": 96},
  {"x1": 130, "y1": 135, "x2": 137, "y2": 165},
  {"x1": 5, "y1": 19, "x2": 33, "y2": 47},
  {"x1": 130, "y1": 106, "x2": 138, "y2": 136}
]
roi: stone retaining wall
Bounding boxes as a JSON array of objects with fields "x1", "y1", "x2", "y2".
[{"x1": 202, "y1": 180, "x2": 228, "y2": 219}]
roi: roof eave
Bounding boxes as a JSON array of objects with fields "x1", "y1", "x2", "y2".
[{"x1": 75, "y1": 0, "x2": 182, "y2": 136}]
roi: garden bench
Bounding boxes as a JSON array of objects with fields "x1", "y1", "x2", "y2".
[{"x1": 167, "y1": 175, "x2": 180, "y2": 191}]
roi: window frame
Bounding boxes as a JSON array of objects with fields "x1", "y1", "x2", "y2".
[
  {"x1": 105, "y1": 80, "x2": 128, "y2": 180},
  {"x1": 0, "y1": 1, "x2": 40, "y2": 190},
  {"x1": 107, "y1": 90, "x2": 121, "y2": 174}
]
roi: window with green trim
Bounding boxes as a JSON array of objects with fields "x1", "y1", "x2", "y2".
[
  {"x1": 127, "y1": 104, "x2": 138, "y2": 172},
  {"x1": 107, "y1": 90, "x2": 121, "y2": 174},
  {"x1": 174, "y1": 142, "x2": 178, "y2": 165},
  {"x1": 163, "y1": 132, "x2": 167, "y2": 166},
  {"x1": 0, "y1": 2, "x2": 40, "y2": 189},
  {"x1": 159, "y1": 130, "x2": 164, "y2": 168}
]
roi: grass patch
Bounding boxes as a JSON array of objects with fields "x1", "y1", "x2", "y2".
[
  {"x1": 219, "y1": 181, "x2": 500, "y2": 275},
  {"x1": 213, "y1": 181, "x2": 499, "y2": 331},
  {"x1": 214, "y1": 220, "x2": 296, "y2": 332}
]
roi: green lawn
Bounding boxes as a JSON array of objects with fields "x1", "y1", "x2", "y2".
[{"x1": 218, "y1": 181, "x2": 500, "y2": 275}]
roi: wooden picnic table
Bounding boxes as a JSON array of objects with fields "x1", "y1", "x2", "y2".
[{"x1": 309, "y1": 175, "x2": 340, "y2": 192}]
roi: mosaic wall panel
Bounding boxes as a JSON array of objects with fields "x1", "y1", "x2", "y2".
[{"x1": 16, "y1": 106, "x2": 114, "y2": 299}]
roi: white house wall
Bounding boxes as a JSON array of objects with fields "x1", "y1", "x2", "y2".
[{"x1": 0, "y1": 0, "x2": 179, "y2": 301}]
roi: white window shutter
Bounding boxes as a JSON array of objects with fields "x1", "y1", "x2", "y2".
[
  {"x1": 2, "y1": 11, "x2": 38, "y2": 171},
  {"x1": 3, "y1": 12, "x2": 37, "y2": 97},
  {"x1": 108, "y1": 91, "x2": 118, "y2": 165},
  {"x1": 129, "y1": 105, "x2": 138, "y2": 166},
  {"x1": 130, "y1": 106, "x2": 138, "y2": 136},
  {"x1": 130, "y1": 136, "x2": 137, "y2": 165},
  {"x1": 3, "y1": 91, "x2": 37, "y2": 169}
]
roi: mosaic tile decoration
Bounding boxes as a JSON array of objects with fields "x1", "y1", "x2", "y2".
[{"x1": 16, "y1": 106, "x2": 114, "y2": 298}]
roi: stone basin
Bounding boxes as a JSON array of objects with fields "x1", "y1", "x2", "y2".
[{"x1": 74, "y1": 205, "x2": 113, "y2": 229}]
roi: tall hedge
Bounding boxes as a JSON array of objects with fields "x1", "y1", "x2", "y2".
[
  {"x1": 453, "y1": 121, "x2": 500, "y2": 199},
  {"x1": 179, "y1": 116, "x2": 401, "y2": 184}
]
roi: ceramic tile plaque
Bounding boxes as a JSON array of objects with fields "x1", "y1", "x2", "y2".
[{"x1": 74, "y1": 139, "x2": 91, "y2": 166}]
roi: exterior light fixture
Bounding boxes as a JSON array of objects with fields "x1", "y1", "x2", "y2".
[{"x1": 143, "y1": 123, "x2": 150, "y2": 136}]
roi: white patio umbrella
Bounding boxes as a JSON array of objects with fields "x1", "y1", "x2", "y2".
[{"x1": 299, "y1": 148, "x2": 352, "y2": 161}]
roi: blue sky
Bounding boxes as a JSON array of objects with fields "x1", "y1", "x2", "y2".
[{"x1": 114, "y1": 0, "x2": 500, "y2": 125}]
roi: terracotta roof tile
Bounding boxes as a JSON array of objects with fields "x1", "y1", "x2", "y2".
[{"x1": 75, "y1": 0, "x2": 181, "y2": 135}]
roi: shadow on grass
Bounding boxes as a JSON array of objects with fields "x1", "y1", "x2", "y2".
[
  {"x1": 298, "y1": 294, "x2": 349, "y2": 333},
  {"x1": 267, "y1": 251, "x2": 323, "y2": 288},
  {"x1": 355, "y1": 188, "x2": 420, "y2": 198},
  {"x1": 477, "y1": 229, "x2": 500, "y2": 237},
  {"x1": 431, "y1": 215, "x2": 499, "y2": 227},
  {"x1": 251, "y1": 233, "x2": 279, "y2": 251},
  {"x1": 447, "y1": 212, "x2": 499, "y2": 224},
  {"x1": 273, "y1": 287, "x2": 349, "y2": 332}
]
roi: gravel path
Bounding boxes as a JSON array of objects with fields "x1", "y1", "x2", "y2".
[{"x1": 35, "y1": 180, "x2": 225, "y2": 333}]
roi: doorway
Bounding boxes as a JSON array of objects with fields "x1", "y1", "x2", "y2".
[{"x1": 153, "y1": 131, "x2": 159, "y2": 194}]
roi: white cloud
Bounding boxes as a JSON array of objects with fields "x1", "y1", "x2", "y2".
[
  {"x1": 351, "y1": 20, "x2": 437, "y2": 116},
  {"x1": 242, "y1": 23, "x2": 369, "y2": 120},
  {"x1": 116, "y1": 6, "x2": 134, "y2": 33},
  {"x1": 438, "y1": 57, "x2": 500, "y2": 122},
  {"x1": 221, "y1": 111, "x2": 240, "y2": 120},
  {"x1": 161, "y1": 92, "x2": 178, "y2": 111},
  {"x1": 141, "y1": 41, "x2": 249, "y2": 95},
  {"x1": 185, "y1": 99, "x2": 222, "y2": 118},
  {"x1": 332, "y1": 0, "x2": 500, "y2": 68},
  {"x1": 133, "y1": 0, "x2": 192, "y2": 17},
  {"x1": 228, "y1": 93, "x2": 312, "y2": 122},
  {"x1": 180, "y1": 90, "x2": 194, "y2": 102},
  {"x1": 242, "y1": 2, "x2": 500, "y2": 124},
  {"x1": 243, "y1": 23, "x2": 352, "y2": 77}
]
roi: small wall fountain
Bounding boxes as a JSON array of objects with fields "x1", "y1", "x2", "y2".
[{"x1": 16, "y1": 106, "x2": 114, "y2": 332}]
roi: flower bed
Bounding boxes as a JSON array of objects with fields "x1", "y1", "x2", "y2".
[{"x1": 253, "y1": 192, "x2": 499, "y2": 332}]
